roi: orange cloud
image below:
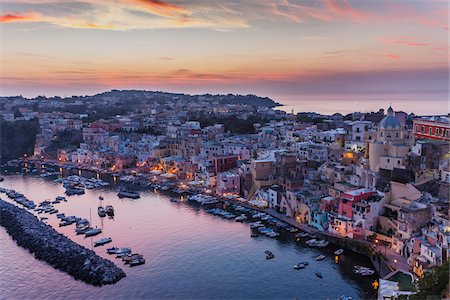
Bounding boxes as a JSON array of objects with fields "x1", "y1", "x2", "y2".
[
  {"x1": 134, "y1": 0, "x2": 189, "y2": 18},
  {"x1": 0, "y1": 13, "x2": 38, "y2": 23},
  {"x1": 324, "y1": 0, "x2": 370, "y2": 22}
]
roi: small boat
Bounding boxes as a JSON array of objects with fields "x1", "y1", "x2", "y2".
[
  {"x1": 117, "y1": 190, "x2": 140, "y2": 199},
  {"x1": 316, "y1": 255, "x2": 326, "y2": 261},
  {"x1": 94, "y1": 237, "x2": 112, "y2": 247},
  {"x1": 75, "y1": 226, "x2": 92, "y2": 235},
  {"x1": 235, "y1": 214, "x2": 247, "y2": 222},
  {"x1": 250, "y1": 232, "x2": 259, "y2": 237},
  {"x1": 293, "y1": 263, "x2": 306, "y2": 270},
  {"x1": 315, "y1": 272, "x2": 323, "y2": 278},
  {"x1": 84, "y1": 228, "x2": 102, "y2": 237},
  {"x1": 265, "y1": 251, "x2": 274, "y2": 260},
  {"x1": 334, "y1": 249, "x2": 344, "y2": 255},
  {"x1": 129, "y1": 257, "x2": 146, "y2": 267},
  {"x1": 99, "y1": 196, "x2": 104, "y2": 201},
  {"x1": 105, "y1": 205, "x2": 114, "y2": 216},
  {"x1": 123, "y1": 253, "x2": 143, "y2": 264},
  {"x1": 98, "y1": 206, "x2": 106, "y2": 217},
  {"x1": 296, "y1": 232, "x2": 309, "y2": 238},
  {"x1": 40, "y1": 217, "x2": 48, "y2": 221}
]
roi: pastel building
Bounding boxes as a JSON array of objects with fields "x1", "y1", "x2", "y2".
[{"x1": 216, "y1": 172, "x2": 240, "y2": 197}]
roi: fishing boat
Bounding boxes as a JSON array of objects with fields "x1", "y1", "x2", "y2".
[
  {"x1": 315, "y1": 272, "x2": 323, "y2": 278},
  {"x1": 94, "y1": 237, "x2": 112, "y2": 247},
  {"x1": 75, "y1": 226, "x2": 92, "y2": 235},
  {"x1": 84, "y1": 228, "x2": 102, "y2": 237},
  {"x1": 316, "y1": 255, "x2": 326, "y2": 261},
  {"x1": 334, "y1": 249, "x2": 344, "y2": 255}
]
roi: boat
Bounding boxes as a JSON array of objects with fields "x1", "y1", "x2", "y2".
[
  {"x1": 117, "y1": 190, "x2": 140, "y2": 199},
  {"x1": 94, "y1": 237, "x2": 112, "y2": 247},
  {"x1": 265, "y1": 250, "x2": 274, "y2": 260},
  {"x1": 316, "y1": 255, "x2": 326, "y2": 261},
  {"x1": 306, "y1": 239, "x2": 318, "y2": 246},
  {"x1": 75, "y1": 226, "x2": 92, "y2": 235},
  {"x1": 296, "y1": 232, "x2": 309, "y2": 238},
  {"x1": 250, "y1": 232, "x2": 259, "y2": 237},
  {"x1": 334, "y1": 249, "x2": 344, "y2": 255},
  {"x1": 98, "y1": 206, "x2": 106, "y2": 217},
  {"x1": 84, "y1": 228, "x2": 102, "y2": 237},
  {"x1": 99, "y1": 196, "x2": 104, "y2": 201},
  {"x1": 293, "y1": 263, "x2": 307, "y2": 270},
  {"x1": 353, "y1": 266, "x2": 375, "y2": 276},
  {"x1": 317, "y1": 240, "x2": 329, "y2": 248},
  {"x1": 315, "y1": 272, "x2": 323, "y2": 278},
  {"x1": 55, "y1": 196, "x2": 66, "y2": 201},
  {"x1": 235, "y1": 214, "x2": 247, "y2": 222},
  {"x1": 123, "y1": 253, "x2": 143, "y2": 264},
  {"x1": 40, "y1": 217, "x2": 48, "y2": 221},
  {"x1": 129, "y1": 257, "x2": 146, "y2": 267},
  {"x1": 105, "y1": 205, "x2": 114, "y2": 216},
  {"x1": 65, "y1": 187, "x2": 85, "y2": 196}
]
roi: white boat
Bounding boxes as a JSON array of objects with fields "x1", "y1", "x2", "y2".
[
  {"x1": 334, "y1": 249, "x2": 344, "y2": 255},
  {"x1": 293, "y1": 263, "x2": 307, "y2": 270},
  {"x1": 316, "y1": 255, "x2": 326, "y2": 261},
  {"x1": 235, "y1": 214, "x2": 247, "y2": 222}
]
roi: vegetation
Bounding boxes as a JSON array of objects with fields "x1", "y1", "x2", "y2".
[
  {"x1": 398, "y1": 260, "x2": 449, "y2": 300},
  {"x1": 0, "y1": 119, "x2": 39, "y2": 162},
  {"x1": 193, "y1": 115, "x2": 268, "y2": 134}
]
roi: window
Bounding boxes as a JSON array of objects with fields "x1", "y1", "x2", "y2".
[
  {"x1": 398, "y1": 160, "x2": 401, "y2": 164},
  {"x1": 429, "y1": 127, "x2": 432, "y2": 135},
  {"x1": 387, "y1": 159, "x2": 390, "y2": 163},
  {"x1": 421, "y1": 126, "x2": 424, "y2": 133},
  {"x1": 415, "y1": 125, "x2": 418, "y2": 133},
  {"x1": 446, "y1": 130, "x2": 449, "y2": 137},
  {"x1": 436, "y1": 128, "x2": 440, "y2": 136}
]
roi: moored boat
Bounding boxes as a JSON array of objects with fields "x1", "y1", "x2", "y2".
[
  {"x1": 334, "y1": 249, "x2": 344, "y2": 255},
  {"x1": 94, "y1": 237, "x2": 112, "y2": 247}
]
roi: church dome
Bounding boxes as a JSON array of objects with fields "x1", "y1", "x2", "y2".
[{"x1": 379, "y1": 106, "x2": 401, "y2": 129}]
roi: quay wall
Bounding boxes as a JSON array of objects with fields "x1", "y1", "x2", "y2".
[{"x1": 0, "y1": 199, "x2": 126, "y2": 286}]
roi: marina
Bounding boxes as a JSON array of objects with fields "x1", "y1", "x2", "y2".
[{"x1": 0, "y1": 173, "x2": 377, "y2": 299}]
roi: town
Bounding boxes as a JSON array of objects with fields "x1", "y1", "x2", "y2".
[{"x1": 1, "y1": 90, "x2": 449, "y2": 298}]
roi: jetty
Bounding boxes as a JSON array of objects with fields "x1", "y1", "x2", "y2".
[{"x1": 0, "y1": 199, "x2": 126, "y2": 286}]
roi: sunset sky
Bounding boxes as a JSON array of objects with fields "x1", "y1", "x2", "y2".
[{"x1": 0, "y1": 0, "x2": 448, "y2": 100}]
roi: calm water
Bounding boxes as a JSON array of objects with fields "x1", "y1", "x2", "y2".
[
  {"x1": 273, "y1": 92, "x2": 449, "y2": 115},
  {"x1": 0, "y1": 174, "x2": 377, "y2": 299}
]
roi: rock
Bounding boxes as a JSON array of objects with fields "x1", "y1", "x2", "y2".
[{"x1": 0, "y1": 199, "x2": 126, "y2": 286}]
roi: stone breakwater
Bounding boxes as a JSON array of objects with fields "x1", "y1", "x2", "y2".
[{"x1": 0, "y1": 199, "x2": 126, "y2": 286}]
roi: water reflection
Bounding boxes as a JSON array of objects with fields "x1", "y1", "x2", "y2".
[{"x1": 0, "y1": 174, "x2": 377, "y2": 299}]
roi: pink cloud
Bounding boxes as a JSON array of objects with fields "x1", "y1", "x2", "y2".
[{"x1": 383, "y1": 53, "x2": 400, "y2": 60}]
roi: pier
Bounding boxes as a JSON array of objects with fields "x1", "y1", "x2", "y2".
[{"x1": 0, "y1": 198, "x2": 126, "y2": 286}]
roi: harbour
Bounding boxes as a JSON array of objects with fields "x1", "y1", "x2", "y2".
[{"x1": 0, "y1": 171, "x2": 377, "y2": 299}]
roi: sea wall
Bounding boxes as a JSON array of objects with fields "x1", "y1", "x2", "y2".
[{"x1": 0, "y1": 199, "x2": 126, "y2": 286}]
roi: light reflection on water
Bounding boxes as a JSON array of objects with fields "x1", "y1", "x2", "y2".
[{"x1": 0, "y1": 174, "x2": 377, "y2": 299}]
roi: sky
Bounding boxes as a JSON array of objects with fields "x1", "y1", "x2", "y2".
[{"x1": 0, "y1": 0, "x2": 448, "y2": 101}]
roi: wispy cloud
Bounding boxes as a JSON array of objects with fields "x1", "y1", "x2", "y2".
[{"x1": 0, "y1": 0, "x2": 447, "y2": 31}]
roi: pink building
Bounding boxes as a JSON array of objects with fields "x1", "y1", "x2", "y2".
[{"x1": 216, "y1": 172, "x2": 240, "y2": 197}]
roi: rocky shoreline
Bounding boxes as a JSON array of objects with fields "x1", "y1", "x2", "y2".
[{"x1": 0, "y1": 199, "x2": 126, "y2": 286}]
